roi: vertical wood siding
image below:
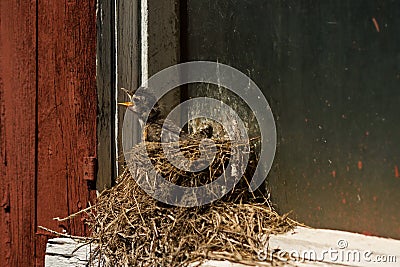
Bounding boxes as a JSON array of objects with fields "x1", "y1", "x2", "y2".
[
  {"x1": 0, "y1": 1, "x2": 37, "y2": 266},
  {"x1": 0, "y1": 0, "x2": 97, "y2": 266}
]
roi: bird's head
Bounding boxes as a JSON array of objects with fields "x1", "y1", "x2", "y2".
[{"x1": 118, "y1": 87, "x2": 161, "y2": 125}]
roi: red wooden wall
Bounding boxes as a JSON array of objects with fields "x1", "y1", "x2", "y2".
[{"x1": 0, "y1": 1, "x2": 97, "y2": 266}]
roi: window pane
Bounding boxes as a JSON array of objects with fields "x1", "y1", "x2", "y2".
[{"x1": 183, "y1": 0, "x2": 400, "y2": 238}]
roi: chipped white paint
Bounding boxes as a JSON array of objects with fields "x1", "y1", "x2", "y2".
[
  {"x1": 114, "y1": 0, "x2": 119, "y2": 175},
  {"x1": 268, "y1": 227, "x2": 400, "y2": 266},
  {"x1": 45, "y1": 227, "x2": 400, "y2": 266},
  {"x1": 140, "y1": 0, "x2": 148, "y2": 85},
  {"x1": 45, "y1": 238, "x2": 97, "y2": 267}
]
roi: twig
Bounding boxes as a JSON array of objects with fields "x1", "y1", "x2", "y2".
[
  {"x1": 53, "y1": 205, "x2": 95, "y2": 222},
  {"x1": 38, "y1": 225, "x2": 97, "y2": 241}
]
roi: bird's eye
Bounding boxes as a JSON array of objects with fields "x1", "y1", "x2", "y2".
[{"x1": 131, "y1": 96, "x2": 141, "y2": 103}]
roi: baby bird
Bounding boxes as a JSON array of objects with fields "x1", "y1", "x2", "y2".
[{"x1": 118, "y1": 87, "x2": 212, "y2": 143}]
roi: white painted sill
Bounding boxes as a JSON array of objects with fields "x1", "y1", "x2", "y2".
[{"x1": 45, "y1": 226, "x2": 400, "y2": 266}]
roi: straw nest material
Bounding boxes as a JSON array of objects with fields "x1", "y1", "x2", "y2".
[{"x1": 87, "y1": 139, "x2": 298, "y2": 266}]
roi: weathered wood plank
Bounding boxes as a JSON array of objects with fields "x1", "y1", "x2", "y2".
[
  {"x1": 0, "y1": 0, "x2": 37, "y2": 266},
  {"x1": 147, "y1": 0, "x2": 181, "y2": 116},
  {"x1": 268, "y1": 227, "x2": 400, "y2": 266},
  {"x1": 117, "y1": 0, "x2": 140, "y2": 172},
  {"x1": 115, "y1": 0, "x2": 183, "y2": 170},
  {"x1": 36, "y1": 0, "x2": 97, "y2": 254},
  {"x1": 97, "y1": 0, "x2": 115, "y2": 191},
  {"x1": 1, "y1": 0, "x2": 97, "y2": 266},
  {"x1": 45, "y1": 238, "x2": 97, "y2": 267},
  {"x1": 147, "y1": 0, "x2": 181, "y2": 76},
  {"x1": 45, "y1": 227, "x2": 400, "y2": 266}
]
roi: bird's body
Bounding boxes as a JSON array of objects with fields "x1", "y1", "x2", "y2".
[
  {"x1": 142, "y1": 116, "x2": 184, "y2": 143},
  {"x1": 119, "y1": 88, "x2": 212, "y2": 143}
]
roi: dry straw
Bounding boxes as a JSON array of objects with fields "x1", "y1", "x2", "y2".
[{"x1": 86, "y1": 139, "x2": 298, "y2": 266}]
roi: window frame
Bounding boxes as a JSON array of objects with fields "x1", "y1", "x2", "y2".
[{"x1": 96, "y1": 0, "x2": 182, "y2": 190}]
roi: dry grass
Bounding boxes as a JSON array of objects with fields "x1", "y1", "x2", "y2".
[{"x1": 87, "y1": 139, "x2": 298, "y2": 266}]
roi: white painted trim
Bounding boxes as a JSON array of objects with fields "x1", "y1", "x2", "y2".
[
  {"x1": 114, "y1": 0, "x2": 119, "y2": 175},
  {"x1": 140, "y1": 0, "x2": 149, "y2": 85},
  {"x1": 45, "y1": 227, "x2": 400, "y2": 266},
  {"x1": 268, "y1": 227, "x2": 400, "y2": 266}
]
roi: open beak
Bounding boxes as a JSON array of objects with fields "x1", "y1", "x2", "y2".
[{"x1": 118, "y1": 102, "x2": 134, "y2": 107}]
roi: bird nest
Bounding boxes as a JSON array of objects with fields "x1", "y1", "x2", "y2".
[{"x1": 86, "y1": 139, "x2": 298, "y2": 266}]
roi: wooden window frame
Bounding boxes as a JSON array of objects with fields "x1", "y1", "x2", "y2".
[{"x1": 97, "y1": 0, "x2": 181, "y2": 190}]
